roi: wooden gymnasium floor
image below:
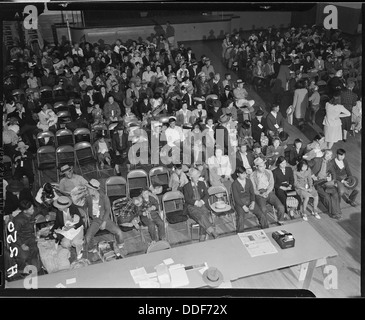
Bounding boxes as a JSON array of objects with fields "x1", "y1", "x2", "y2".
[{"x1": 36, "y1": 39, "x2": 361, "y2": 297}]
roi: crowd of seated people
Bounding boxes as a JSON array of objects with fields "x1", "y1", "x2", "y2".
[{"x1": 3, "y1": 22, "x2": 361, "y2": 279}]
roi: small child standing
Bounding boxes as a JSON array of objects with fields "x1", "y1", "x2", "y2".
[{"x1": 92, "y1": 133, "x2": 111, "y2": 169}]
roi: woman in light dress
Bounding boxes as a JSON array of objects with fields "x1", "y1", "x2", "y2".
[{"x1": 322, "y1": 93, "x2": 351, "y2": 149}]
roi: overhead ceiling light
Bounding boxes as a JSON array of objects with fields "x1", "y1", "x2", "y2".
[{"x1": 260, "y1": 6, "x2": 271, "y2": 10}]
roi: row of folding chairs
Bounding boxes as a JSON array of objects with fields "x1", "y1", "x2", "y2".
[
  {"x1": 36, "y1": 122, "x2": 122, "y2": 149},
  {"x1": 36, "y1": 142, "x2": 101, "y2": 185},
  {"x1": 36, "y1": 128, "x2": 92, "y2": 149},
  {"x1": 12, "y1": 85, "x2": 70, "y2": 104},
  {"x1": 104, "y1": 174, "x2": 238, "y2": 244}
]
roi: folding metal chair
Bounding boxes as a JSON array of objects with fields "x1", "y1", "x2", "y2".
[
  {"x1": 126, "y1": 169, "x2": 149, "y2": 198},
  {"x1": 36, "y1": 146, "x2": 56, "y2": 186},
  {"x1": 148, "y1": 166, "x2": 171, "y2": 195},
  {"x1": 74, "y1": 141, "x2": 100, "y2": 177},
  {"x1": 53, "y1": 101, "x2": 69, "y2": 113},
  {"x1": 39, "y1": 86, "x2": 54, "y2": 104},
  {"x1": 53, "y1": 84, "x2": 68, "y2": 102},
  {"x1": 91, "y1": 124, "x2": 108, "y2": 143},
  {"x1": 55, "y1": 128, "x2": 74, "y2": 147},
  {"x1": 73, "y1": 128, "x2": 91, "y2": 144},
  {"x1": 108, "y1": 122, "x2": 118, "y2": 138},
  {"x1": 56, "y1": 111, "x2": 72, "y2": 129},
  {"x1": 162, "y1": 191, "x2": 190, "y2": 243},
  {"x1": 56, "y1": 145, "x2": 76, "y2": 181},
  {"x1": 105, "y1": 176, "x2": 127, "y2": 204},
  {"x1": 208, "y1": 185, "x2": 236, "y2": 233},
  {"x1": 36, "y1": 131, "x2": 55, "y2": 149},
  {"x1": 12, "y1": 89, "x2": 26, "y2": 103}
]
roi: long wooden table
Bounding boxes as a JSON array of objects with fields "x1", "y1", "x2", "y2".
[{"x1": 5, "y1": 221, "x2": 337, "y2": 289}]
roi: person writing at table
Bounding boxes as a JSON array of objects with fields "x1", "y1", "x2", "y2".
[
  {"x1": 183, "y1": 167, "x2": 219, "y2": 240},
  {"x1": 231, "y1": 166, "x2": 267, "y2": 233}
]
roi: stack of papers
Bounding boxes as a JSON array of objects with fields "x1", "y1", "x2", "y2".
[{"x1": 238, "y1": 230, "x2": 278, "y2": 257}]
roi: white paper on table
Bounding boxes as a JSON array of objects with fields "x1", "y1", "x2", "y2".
[
  {"x1": 163, "y1": 258, "x2": 174, "y2": 265},
  {"x1": 238, "y1": 229, "x2": 278, "y2": 257},
  {"x1": 130, "y1": 267, "x2": 149, "y2": 284},
  {"x1": 66, "y1": 278, "x2": 76, "y2": 285},
  {"x1": 169, "y1": 265, "x2": 189, "y2": 288},
  {"x1": 139, "y1": 278, "x2": 161, "y2": 288},
  {"x1": 55, "y1": 283, "x2": 66, "y2": 288},
  {"x1": 147, "y1": 272, "x2": 157, "y2": 278}
]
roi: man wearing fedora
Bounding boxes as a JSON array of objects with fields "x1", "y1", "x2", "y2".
[
  {"x1": 250, "y1": 157, "x2": 286, "y2": 225},
  {"x1": 84, "y1": 179, "x2": 125, "y2": 253},
  {"x1": 59, "y1": 164, "x2": 89, "y2": 195},
  {"x1": 51, "y1": 196, "x2": 85, "y2": 260},
  {"x1": 4, "y1": 180, "x2": 35, "y2": 216},
  {"x1": 183, "y1": 168, "x2": 219, "y2": 239},
  {"x1": 12, "y1": 200, "x2": 42, "y2": 272},
  {"x1": 13, "y1": 141, "x2": 35, "y2": 188}
]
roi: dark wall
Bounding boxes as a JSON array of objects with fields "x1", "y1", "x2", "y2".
[{"x1": 290, "y1": 5, "x2": 317, "y2": 28}]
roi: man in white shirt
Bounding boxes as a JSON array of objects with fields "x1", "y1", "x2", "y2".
[
  {"x1": 59, "y1": 165, "x2": 88, "y2": 195},
  {"x1": 164, "y1": 118, "x2": 185, "y2": 165},
  {"x1": 250, "y1": 157, "x2": 286, "y2": 224},
  {"x1": 207, "y1": 146, "x2": 233, "y2": 191}
]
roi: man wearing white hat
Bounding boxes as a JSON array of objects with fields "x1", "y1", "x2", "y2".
[
  {"x1": 51, "y1": 196, "x2": 85, "y2": 260},
  {"x1": 59, "y1": 164, "x2": 88, "y2": 195},
  {"x1": 84, "y1": 179, "x2": 125, "y2": 253},
  {"x1": 183, "y1": 168, "x2": 219, "y2": 239},
  {"x1": 250, "y1": 157, "x2": 286, "y2": 226}
]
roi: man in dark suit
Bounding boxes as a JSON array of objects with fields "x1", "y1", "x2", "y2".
[
  {"x1": 4, "y1": 180, "x2": 35, "y2": 216},
  {"x1": 183, "y1": 168, "x2": 218, "y2": 239},
  {"x1": 182, "y1": 86, "x2": 195, "y2": 110},
  {"x1": 111, "y1": 123, "x2": 130, "y2": 175},
  {"x1": 184, "y1": 47, "x2": 196, "y2": 64}
]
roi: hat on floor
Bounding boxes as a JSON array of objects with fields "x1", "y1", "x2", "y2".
[
  {"x1": 6, "y1": 180, "x2": 25, "y2": 193},
  {"x1": 86, "y1": 179, "x2": 100, "y2": 191},
  {"x1": 202, "y1": 267, "x2": 224, "y2": 287},
  {"x1": 53, "y1": 196, "x2": 72, "y2": 210}
]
